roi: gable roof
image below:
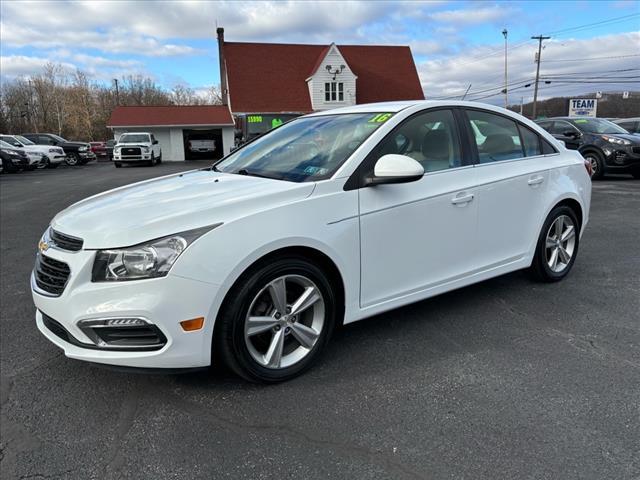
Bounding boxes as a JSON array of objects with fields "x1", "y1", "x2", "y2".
[
  {"x1": 108, "y1": 105, "x2": 234, "y2": 127},
  {"x1": 223, "y1": 42, "x2": 424, "y2": 113}
]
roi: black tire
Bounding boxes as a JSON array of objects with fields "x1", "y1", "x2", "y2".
[
  {"x1": 214, "y1": 255, "x2": 338, "y2": 383},
  {"x1": 114, "y1": 162, "x2": 122, "y2": 168},
  {"x1": 65, "y1": 153, "x2": 80, "y2": 166},
  {"x1": 37, "y1": 156, "x2": 49, "y2": 169},
  {"x1": 157, "y1": 153, "x2": 162, "y2": 164},
  {"x1": 583, "y1": 150, "x2": 604, "y2": 180},
  {"x1": 529, "y1": 205, "x2": 580, "y2": 282},
  {"x1": 2, "y1": 160, "x2": 18, "y2": 173}
]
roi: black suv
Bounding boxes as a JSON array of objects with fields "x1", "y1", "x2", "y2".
[
  {"x1": 535, "y1": 117, "x2": 640, "y2": 179},
  {"x1": 21, "y1": 133, "x2": 96, "y2": 166}
]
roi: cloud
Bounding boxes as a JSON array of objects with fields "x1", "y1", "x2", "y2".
[
  {"x1": 417, "y1": 31, "x2": 640, "y2": 103},
  {"x1": 0, "y1": 56, "x2": 76, "y2": 77},
  {"x1": 428, "y1": 5, "x2": 514, "y2": 25}
]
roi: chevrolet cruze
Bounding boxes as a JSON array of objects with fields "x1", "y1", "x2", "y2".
[{"x1": 32, "y1": 101, "x2": 591, "y2": 382}]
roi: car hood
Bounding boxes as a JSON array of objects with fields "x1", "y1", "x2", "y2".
[
  {"x1": 51, "y1": 169, "x2": 315, "y2": 249},
  {"x1": 62, "y1": 141, "x2": 90, "y2": 148}
]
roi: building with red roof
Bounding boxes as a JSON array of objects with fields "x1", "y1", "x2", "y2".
[
  {"x1": 107, "y1": 105, "x2": 235, "y2": 161},
  {"x1": 217, "y1": 28, "x2": 424, "y2": 142}
]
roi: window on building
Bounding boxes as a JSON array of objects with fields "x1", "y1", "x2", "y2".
[{"x1": 324, "y1": 82, "x2": 344, "y2": 102}]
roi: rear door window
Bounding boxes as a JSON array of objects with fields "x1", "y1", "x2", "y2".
[
  {"x1": 519, "y1": 126, "x2": 542, "y2": 157},
  {"x1": 466, "y1": 110, "x2": 524, "y2": 163}
]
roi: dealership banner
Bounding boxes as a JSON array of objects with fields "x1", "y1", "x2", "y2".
[{"x1": 568, "y1": 98, "x2": 597, "y2": 117}]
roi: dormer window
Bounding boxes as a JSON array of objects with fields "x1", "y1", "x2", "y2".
[{"x1": 325, "y1": 82, "x2": 344, "y2": 102}]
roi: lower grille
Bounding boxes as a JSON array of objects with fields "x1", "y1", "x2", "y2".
[
  {"x1": 633, "y1": 147, "x2": 640, "y2": 155},
  {"x1": 34, "y1": 254, "x2": 70, "y2": 296}
]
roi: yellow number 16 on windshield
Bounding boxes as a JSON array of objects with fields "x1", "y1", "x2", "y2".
[{"x1": 369, "y1": 113, "x2": 393, "y2": 123}]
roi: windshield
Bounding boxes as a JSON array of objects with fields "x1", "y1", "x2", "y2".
[
  {"x1": 119, "y1": 134, "x2": 150, "y2": 143},
  {"x1": 215, "y1": 113, "x2": 393, "y2": 182},
  {"x1": 0, "y1": 140, "x2": 15, "y2": 149},
  {"x1": 50, "y1": 134, "x2": 67, "y2": 143},
  {"x1": 570, "y1": 118, "x2": 628, "y2": 134},
  {"x1": 0, "y1": 135, "x2": 22, "y2": 147},
  {"x1": 15, "y1": 135, "x2": 35, "y2": 145}
]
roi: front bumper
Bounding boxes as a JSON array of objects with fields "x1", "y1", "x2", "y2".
[
  {"x1": 49, "y1": 154, "x2": 66, "y2": 164},
  {"x1": 603, "y1": 145, "x2": 640, "y2": 172},
  {"x1": 31, "y1": 248, "x2": 220, "y2": 369},
  {"x1": 113, "y1": 153, "x2": 152, "y2": 162}
]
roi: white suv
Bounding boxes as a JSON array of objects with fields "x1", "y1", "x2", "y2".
[
  {"x1": 0, "y1": 134, "x2": 66, "y2": 169},
  {"x1": 113, "y1": 133, "x2": 162, "y2": 167}
]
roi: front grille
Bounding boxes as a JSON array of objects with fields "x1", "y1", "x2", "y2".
[
  {"x1": 121, "y1": 147, "x2": 141, "y2": 156},
  {"x1": 51, "y1": 229, "x2": 83, "y2": 251},
  {"x1": 633, "y1": 147, "x2": 640, "y2": 155},
  {"x1": 34, "y1": 254, "x2": 70, "y2": 296}
]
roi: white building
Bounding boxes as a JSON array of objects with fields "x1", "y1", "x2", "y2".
[{"x1": 108, "y1": 105, "x2": 235, "y2": 161}]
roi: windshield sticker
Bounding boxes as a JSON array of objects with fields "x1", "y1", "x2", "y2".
[
  {"x1": 368, "y1": 113, "x2": 393, "y2": 123},
  {"x1": 574, "y1": 119, "x2": 588, "y2": 123},
  {"x1": 303, "y1": 166, "x2": 329, "y2": 176}
]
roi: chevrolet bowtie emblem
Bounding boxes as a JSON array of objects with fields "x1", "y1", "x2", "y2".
[{"x1": 38, "y1": 240, "x2": 50, "y2": 252}]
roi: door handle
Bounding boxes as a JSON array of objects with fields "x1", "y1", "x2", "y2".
[
  {"x1": 451, "y1": 192, "x2": 474, "y2": 205},
  {"x1": 528, "y1": 176, "x2": 545, "y2": 186}
]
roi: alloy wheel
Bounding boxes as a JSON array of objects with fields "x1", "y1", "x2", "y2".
[
  {"x1": 588, "y1": 156, "x2": 598, "y2": 177},
  {"x1": 244, "y1": 274, "x2": 325, "y2": 369},
  {"x1": 545, "y1": 215, "x2": 576, "y2": 273}
]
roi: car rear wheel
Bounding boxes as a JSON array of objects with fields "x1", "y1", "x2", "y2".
[
  {"x1": 215, "y1": 256, "x2": 337, "y2": 383},
  {"x1": 114, "y1": 162, "x2": 122, "y2": 168},
  {"x1": 583, "y1": 151, "x2": 604, "y2": 180},
  {"x1": 529, "y1": 205, "x2": 580, "y2": 282}
]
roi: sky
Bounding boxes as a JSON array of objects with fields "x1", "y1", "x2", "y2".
[{"x1": 1, "y1": 0, "x2": 639, "y2": 105}]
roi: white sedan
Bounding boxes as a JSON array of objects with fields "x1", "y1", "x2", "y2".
[{"x1": 31, "y1": 101, "x2": 591, "y2": 382}]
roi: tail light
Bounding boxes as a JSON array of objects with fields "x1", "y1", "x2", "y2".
[{"x1": 584, "y1": 159, "x2": 593, "y2": 177}]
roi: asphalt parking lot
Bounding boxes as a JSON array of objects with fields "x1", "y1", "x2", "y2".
[{"x1": 1, "y1": 162, "x2": 638, "y2": 480}]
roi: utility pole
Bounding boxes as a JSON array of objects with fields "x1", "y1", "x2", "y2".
[
  {"x1": 531, "y1": 35, "x2": 550, "y2": 119},
  {"x1": 502, "y1": 29, "x2": 508, "y2": 108},
  {"x1": 113, "y1": 78, "x2": 120, "y2": 105}
]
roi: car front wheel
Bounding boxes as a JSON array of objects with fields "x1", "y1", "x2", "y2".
[
  {"x1": 529, "y1": 205, "x2": 580, "y2": 282},
  {"x1": 583, "y1": 151, "x2": 604, "y2": 180},
  {"x1": 65, "y1": 153, "x2": 79, "y2": 166},
  {"x1": 215, "y1": 256, "x2": 337, "y2": 383}
]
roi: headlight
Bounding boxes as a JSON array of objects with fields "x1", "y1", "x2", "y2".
[
  {"x1": 78, "y1": 146, "x2": 88, "y2": 152},
  {"x1": 141, "y1": 146, "x2": 150, "y2": 153},
  {"x1": 5, "y1": 150, "x2": 19, "y2": 157},
  {"x1": 48, "y1": 148, "x2": 58, "y2": 153},
  {"x1": 602, "y1": 135, "x2": 630, "y2": 146},
  {"x1": 91, "y1": 224, "x2": 221, "y2": 282}
]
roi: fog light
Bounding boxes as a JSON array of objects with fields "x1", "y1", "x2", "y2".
[
  {"x1": 180, "y1": 317, "x2": 204, "y2": 331},
  {"x1": 104, "y1": 318, "x2": 147, "y2": 326}
]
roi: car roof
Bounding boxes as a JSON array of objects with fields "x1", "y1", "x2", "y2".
[
  {"x1": 304, "y1": 100, "x2": 529, "y2": 116},
  {"x1": 613, "y1": 117, "x2": 640, "y2": 122}
]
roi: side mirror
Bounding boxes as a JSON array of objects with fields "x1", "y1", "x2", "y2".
[
  {"x1": 563, "y1": 130, "x2": 580, "y2": 139},
  {"x1": 366, "y1": 154, "x2": 424, "y2": 186},
  {"x1": 153, "y1": 140, "x2": 159, "y2": 145}
]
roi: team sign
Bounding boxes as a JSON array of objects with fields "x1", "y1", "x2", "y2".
[{"x1": 568, "y1": 98, "x2": 597, "y2": 117}]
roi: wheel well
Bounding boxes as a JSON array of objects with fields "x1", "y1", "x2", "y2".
[
  {"x1": 579, "y1": 146, "x2": 602, "y2": 159},
  {"x1": 554, "y1": 198, "x2": 583, "y2": 230},
  {"x1": 215, "y1": 246, "x2": 347, "y2": 330}
]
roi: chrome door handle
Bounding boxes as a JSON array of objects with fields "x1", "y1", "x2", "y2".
[
  {"x1": 451, "y1": 193, "x2": 474, "y2": 205},
  {"x1": 528, "y1": 176, "x2": 545, "y2": 186}
]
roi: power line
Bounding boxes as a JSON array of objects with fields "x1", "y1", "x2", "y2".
[
  {"x1": 543, "y1": 54, "x2": 640, "y2": 63},
  {"x1": 544, "y1": 13, "x2": 640, "y2": 36}
]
